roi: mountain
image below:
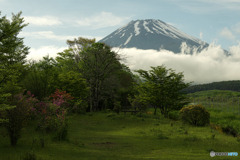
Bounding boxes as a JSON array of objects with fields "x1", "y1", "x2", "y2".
[{"x1": 98, "y1": 19, "x2": 230, "y2": 56}]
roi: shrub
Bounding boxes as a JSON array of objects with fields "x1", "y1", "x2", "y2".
[
  {"x1": 179, "y1": 104, "x2": 210, "y2": 127},
  {"x1": 2, "y1": 90, "x2": 38, "y2": 146},
  {"x1": 51, "y1": 122, "x2": 69, "y2": 142},
  {"x1": 33, "y1": 102, "x2": 68, "y2": 134},
  {"x1": 221, "y1": 125, "x2": 239, "y2": 137},
  {"x1": 48, "y1": 88, "x2": 74, "y2": 111},
  {"x1": 31, "y1": 97, "x2": 70, "y2": 144},
  {"x1": 167, "y1": 111, "x2": 179, "y2": 121},
  {"x1": 209, "y1": 123, "x2": 223, "y2": 134}
]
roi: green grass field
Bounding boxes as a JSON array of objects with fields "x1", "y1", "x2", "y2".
[
  {"x1": 0, "y1": 105, "x2": 240, "y2": 160},
  {"x1": 187, "y1": 89, "x2": 240, "y2": 115}
]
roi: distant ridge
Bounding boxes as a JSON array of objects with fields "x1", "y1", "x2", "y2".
[{"x1": 180, "y1": 80, "x2": 240, "y2": 94}]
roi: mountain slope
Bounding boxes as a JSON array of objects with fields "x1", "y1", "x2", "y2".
[{"x1": 98, "y1": 19, "x2": 230, "y2": 56}]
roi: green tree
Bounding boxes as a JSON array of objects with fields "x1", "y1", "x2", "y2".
[
  {"x1": 18, "y1": 54, "x2": 60, "y2": 102},
  {"x1": 105, "y1": 64, "x2": 142, "y2": 109},
  {"x1": 54, "y1": 37, "x2": 136, "y2": 112},
  {"x1": 0, "y1": 11, "x2": 30, "y2": 124},
  {"x1": 54, "y1": 48, "x2": 81, "y2": 74},
  {"x1": 0, "y1": 11, "x2": 36, "y2": 146},
  {"x1": 58, "y1": 37, "x2": 130, "y2": 112},
  {"x1": 48, "y1": 70, "x2": 90, "y2": 106},
  {"x1": 76, "y1": 42, "x2": 128, "y2": 111},
  {"x1": 53, "y1": 48, "x2": 93, "y2": 108},
  {"x1": 132, "y1": 64, "x2": 193, "y2": 116}
]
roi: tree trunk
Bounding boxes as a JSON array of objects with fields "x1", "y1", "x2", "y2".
[{"x1": 154, "y1": 107, "x2": 157, "y2": 115}]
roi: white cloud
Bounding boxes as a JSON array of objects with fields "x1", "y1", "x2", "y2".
[
  {"x1": 23, "y1": 16, "x2": 62, "y2": 26},
  {"x1": 76, "y1": 12, "x2": 133, "y2": 29},
  {"x1": 228, "y1": 42, "x2": 240, "y2": 59},
  {"x1": 113, "y1": 41, "x2": 240, "y2": 85},
  {"x1": 19, "y1": 31, "x2": 103, "y2": 42},
  {"x1": 26, "y1": 45, "x2": 68, "y2": 62},
  {"x1": 220, "y1": 27, "x2": 235, "y2": 40},
  {"x1": 199, "y1": 32, "x2": 203, "y2": 39},
  {"x1": 25, "y1": 41, "x2": 240, "y2": 86},
  {"x1": 231, "y1": 22, "x2": 240, "y2": 34}
]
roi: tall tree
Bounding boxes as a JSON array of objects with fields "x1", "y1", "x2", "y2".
[
  {"x1": 104, "y1": 64, "x2": 143, "y2": 108},
  {"x1": 0, "y1": 11, "x2": 30, "y2": 123},
  {"x1": 132, "y1": 64, "x2": 193, "y2": 116},
  {"x1": 57, "y1": 37, "x2": 130, "y2": 112},
  {"x1": 54, "y1": 48, "x2": 81, "y2": 74},
  {"x1": 76, "y1": 42, "x2": 124, "y2": 111}
]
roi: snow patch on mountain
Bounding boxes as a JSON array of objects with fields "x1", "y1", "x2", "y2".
[
  {"x1": 143, "y1": 21, "x2": 154, "y2": 33},
  {"x1": 114, "y1": 22, "x2": 131, "y2": 35},
  {"x1": 153, "y1": 23, "x2": 172, "y2": 37},
  {"x1": 124, "y1": 33, "x2": 133, "y2": 45},
  {"x1": 165, "y1": 24, "x2": 200, "y2": 43},
  {"x1": 134, "y1": 21, "x2": 140, "y2": 36},
  {"x1": 120, "y1": 33, "x2": 125, "y2": 38},
  {"x1": 152, "y1": 27, "x2": 161, "y2": 34}
]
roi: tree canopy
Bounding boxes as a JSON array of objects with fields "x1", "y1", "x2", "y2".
[{"x1": 132, "y1": 64, "x2": 193, "y2": 116}]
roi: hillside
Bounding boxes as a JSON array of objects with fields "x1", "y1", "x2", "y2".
[{"x1": 180, "y1": 80, "x2": 240, "y2": 94}]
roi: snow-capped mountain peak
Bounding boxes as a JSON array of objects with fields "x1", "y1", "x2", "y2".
[{"x1": 98, "y1": 19, "x2": 228, "y2": 55}]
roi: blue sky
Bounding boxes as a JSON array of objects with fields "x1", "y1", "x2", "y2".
[{"x1": 1, "y1": 0, "x2": 240, "y2": 85}]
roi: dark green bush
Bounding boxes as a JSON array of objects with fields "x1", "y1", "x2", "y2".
[
  {"x1": 167, "y1": 111, "x2": 179, "y2": 121},
  {"x1": 179, "y1": 104, "x2": 210, "y2": 127},
  {"x1": 221, "y1": 125, "x2": 239, "y2": 137}
]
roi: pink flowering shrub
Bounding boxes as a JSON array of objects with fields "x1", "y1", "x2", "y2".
[
  {"x1": 1, "y1": 89, "x2": 39, "y2": 146},
  {"x1": 31, "y1": 90, "x2": 71, "y2": 141}
]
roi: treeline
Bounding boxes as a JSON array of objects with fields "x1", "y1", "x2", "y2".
[{"x1": 179, "y1": 80, "x2": 240, "y2": 94}]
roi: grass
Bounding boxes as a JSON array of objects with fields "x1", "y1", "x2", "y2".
[
  {"x1": 187, "y1": 89, "x2": 240, "y2": 115},
  {"x1": 0, "y1": 108, "x2": 239, "y2": 160}
]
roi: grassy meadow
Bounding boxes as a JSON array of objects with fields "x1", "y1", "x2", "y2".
[
  {"x1": 0, "y1": 90, "x2": 240, "y2": 160},
  {"x1": 187, "y1": 89, "x2": 240, "y2": 114}
]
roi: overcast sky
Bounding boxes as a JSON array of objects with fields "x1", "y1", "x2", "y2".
[{"x1": 1, "y1": 0, "x2": 240, "y2": 86}]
